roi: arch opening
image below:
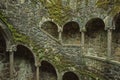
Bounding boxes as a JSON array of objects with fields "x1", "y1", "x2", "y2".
[
  {"x1": 62, "y1": 72, "x2": 79, "y2": 80},
  {"x1": 112, "y1": 13, "x2": 120, "y2": 61},
  {"x1": 40, "y1": 61, "x2": 57, "y2": 80},
  {"x1": 85, "y1": 18, "x2": 107, "y2": 57},
  {"x1": 0, "y1": 27, "x2": 6, "y2": 53},
  {"x1": 62, "y1": 21, "x2": 81, "y2": 44},
  {"x1": 14, "y1": 45, "x2": 36, "y2": 80},
  {"x1": 41, "y1": 21, "x2": 59, "y2": 39},
  {"x1": 0, "y1": 26, "x2": 9, "y2": 80}
]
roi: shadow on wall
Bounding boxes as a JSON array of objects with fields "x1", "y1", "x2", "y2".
[
  {"x1": 40, "y1": 61, "x2": 57, "y2": 80},
  {"x1": 14, "y1": 45, "x2": 36, "y2": 80},
  {"x1": 85, "y1": 18, "x2": 107, "y2": 57},
  {"x1": 41, "y1": 21, "x2": 59, "y2": 39},
  {"x1": 112, "y1": 13, "x2": 120, "y2": 61},
  {"x1": 62, "y1": 21, "x2": 81, "y2": 44}
]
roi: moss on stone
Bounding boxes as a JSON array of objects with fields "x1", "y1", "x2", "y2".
[
  {"x1": 0, "y1": 12, "x2": 42, "y2": 58},
  {"x1": 42, "y1": 52, "x2": 105, "y2": 80},
  {"x1": 39, "y1": 0, "x2": 72, "y2": 26}
]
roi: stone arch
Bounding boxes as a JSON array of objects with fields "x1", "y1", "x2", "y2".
[
  {"x1": 0, "y1": 19, "x2": 13, "y2": 50},
  {"x1": 40, "y1": 60, "x2": 57, "y2": 80},
  {"x1": 62, "y1": 21, "x2": 81, "y2": 44},
  {"x1": 62, "y1": 71, "x2": 79, "y2": 80},
  {"x1": 85, "y1": 18, "x2": 107, "y2": 57},
  {"x1": 112, "y1": 13, "x2": 120, "y2": 60},
  {"x1": 41, "y1": 21, "x2": 59, "y2": 39},
  {"x1": 0, "y1": 28, "x2": 6, "y2": 53},
  {"x1": 86, "y1": 18, "x2": 105, "y2": 37},
  {"x1": 0, "y1": 20, "x2": 12, "y2": 79},
  {"x1": 14, "y1": 44, "x2": 36, "y2": 80}
]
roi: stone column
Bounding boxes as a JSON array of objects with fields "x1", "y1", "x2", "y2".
[
  {"x1": 57, "y1": 73, "x2": 62, "y2": 80},
  {"x1": 9, "y1": 45, "x2": 16, "y2": 80},
  {"x1": 107, "y1": 29, "x2": 112, "y2": 59},
  {"x1": 35, "y1": 62, "x2": 40, "y2": 80},
  {"x1": 58, "y1": 27, "x2": 62, "y2": 43},
  {"x1": 80, "y1": 30, "x2": 86, "y2": 66},
  {"x1": 10, "y1": 51, "x2": 14, "y2": 80},
  {"x1": 81, "y1": 31, "x2": 85, "y2": 48},
  {"x1": 36, "y1": 65, "x2": 40, "y2": 80}
]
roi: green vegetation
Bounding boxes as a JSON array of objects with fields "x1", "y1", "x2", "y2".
[
  {"x1": 0, "y1": 12, "x2": 29, "y2": 44},
  {"x1": 39, "y1": 0, "x2": 72, "y2": 26},
  {"x1": 0, "y1": 12, "x2": 42, "y2": 57},
  {"x1": 96, "y1": 0, "x2": 120, "y2": 16}
]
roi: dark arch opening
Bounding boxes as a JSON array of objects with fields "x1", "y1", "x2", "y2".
[
  {"x1": 0, "y1": 27, "x2": 6, "y2": 53},
  {"x1": 41, "y1": 21, "x2": 59, "y2": 39},
  {"x1": 85, "y1": 18, "x2": 107, "y2": 57},
  {"x1": 113, "y1": 13, "x2": 120, "y2": 32},
  {"x1": 62, "y1": 21, "x2": 80, "y2": 44},
  {"x1": 14, "y1": 45, "x2": 35, "y2": 80},
  {"x1": 0, "y1": 26, "x2": 9, "y2": 80},
  {"x1": 63, "y1": 72, "x2": 79, "y2": 80},
  {"x1": 112, "y1": 13, "x2": 120, "y2": 61},
  {"x1": 40, "y1": 61, "x2": 57, "y2": 80},
  {"x1": 86, "y1": 18, "x2": 105, "y2": 37}
]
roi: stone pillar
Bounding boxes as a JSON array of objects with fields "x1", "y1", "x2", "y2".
[
  {"x1": 35, "y1": 62, "x2": 40, "y2": 80},
  {"x1": 58, "y1": 27, "x2": 62, "y2": 43},
  {"x1": 36, "y1": 65, "x2": 40, "y2": 80},
  {"x1": 81, "y1": 31, "x2": 85, "y2": 47},
  {"x1": 10, "y1": 51, "x2": 14, "y2": 80},
  {"x1": 57, "y1": 73, "x2": 62, "y2": 80},
  {"x1": 107, "y1": 29, "x2": 112, "y2": 59},
  {"x1": 59, "y1": 31, "x2": 62, "y2": 43},
  {"x1": 9, "y1": 45, "x2": 16, "y2": 80}
]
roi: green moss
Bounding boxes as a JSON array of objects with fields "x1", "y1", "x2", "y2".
[
  {"x1": 39, "y1": 0, "x2": 72, "y2": 26},
  {"x1": 42, "y1": 52, "x2": 105, "y2": 79},
  {"x1": 0, "y1": 12, "x2": 42, "y2": 57},
  {"x1": 0, "y1": 12, "x2": 29, "y2": 44},
  {"x1": 96, "y1": 0, "x2": 120, "y2": 16}
]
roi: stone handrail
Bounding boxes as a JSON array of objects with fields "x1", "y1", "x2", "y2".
[
  {"x1": 83, "y1": 55, "x2": 120, "y2": 80},
  {"x1": 40, "y1": 28, "x2": 61, "y2": 44}
]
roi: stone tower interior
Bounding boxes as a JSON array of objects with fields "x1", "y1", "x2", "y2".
[{"x1": 0, "y1": 0, "x2": 120, "y2": 80}]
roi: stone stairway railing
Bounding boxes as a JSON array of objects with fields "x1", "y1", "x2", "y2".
[
  {"x1": 40, "y1": 28, "x2": 61, "y2": 45},
  {"x1": 27, "y1": 27, "x2": 120, "y2": 80},
  {"x1": 83, "y1": 55, "x2": 120, "y2": 80}
]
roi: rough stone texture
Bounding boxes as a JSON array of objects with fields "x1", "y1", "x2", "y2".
[{"x1": 0, "y1": 0, "x2": 120, "y2": 80}]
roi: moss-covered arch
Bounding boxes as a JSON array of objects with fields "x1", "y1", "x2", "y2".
[
  {"x1": 62, "y1": 21, "x2": 81, "y2": 44},
  {"x1": 112, "y1": 13, "x2": 120, "y2": 60},
  {"x1": 14, "y1": 44, "x2": 37, "y2": 79},
  {"x1": 40, "y1": 60, "x2": 58, "y2": 80},
  {"x1": 85, "y1": 18, "x2": 105, "y2": 36},
  {"x1": 113, "y1": 13, "x2": 120, "y2": 31},
  {"x1": 85, "y1": 17, "x2": 107, "y2": 57},
  {"x1": 15, "y1": 44, "x2": 37, "y2": 64},
  {"x1": 0, "y1": 19, "x2": 13, "y2": 50},
  {"x1": 62, "y1": 71, "x2": 79, "y2": 80},
  {"x1": 40, "y1": 20, "x2": 59, "y2": 39},
  {"x1": 0, "y1": 21, "x2": 10, "y2": 80}
]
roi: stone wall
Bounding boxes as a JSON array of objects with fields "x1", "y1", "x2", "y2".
[{"x1": 0, "y1": 0, "x2": 120, "y2": 80}]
